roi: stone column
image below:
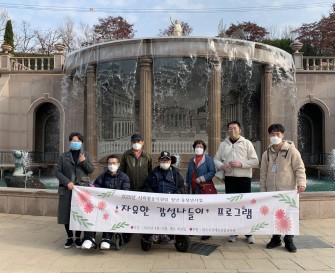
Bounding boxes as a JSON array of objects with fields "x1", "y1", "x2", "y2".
[
  {"x1": 86, "y1": 64, "x2": 97, "y2": 161},
  {"x1": 139, "y1": 56, "x2": 153, "y2": 153},
  {"x1": 208, "y1": 58, "x2": 222, "y2": 157},
  {"x1": 260, "y1": 64, "x2": 273, "y2": 154},
  {"x1": 0, "y1": 53, "x2": 12, "y2": 70},
  {"x1": 53, "y1": 53, "x2": 65, "y2": 71}
]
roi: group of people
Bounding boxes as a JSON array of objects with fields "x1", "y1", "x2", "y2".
[{"x1": 56, "y1": 121, "x2": 306, "y2": 253}]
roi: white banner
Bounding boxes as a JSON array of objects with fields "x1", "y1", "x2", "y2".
[{"x1": 70, "y1": 187, "x2": 299, "y2": 236}]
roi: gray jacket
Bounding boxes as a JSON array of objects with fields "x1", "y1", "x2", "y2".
[{"x1": 56, "y1": 150, "x2": 94, "y2": 224}]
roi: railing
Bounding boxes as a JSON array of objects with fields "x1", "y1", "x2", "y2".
[
  {"x1": 10, "y1": 57, "x2": 55, "y2": 71},
  {"x1": 98, "y1": 140, "x2": 262, "y2": 159},
  {"x1": 98, "y1": 141, "x2": 130, "y2": 158},
  {"x1": 152, "y1": 142, "x2": 194, "y2": 154},
  {"x1": 303, "y1": 57, "x2": 335, "y2": 71},
  {"x1": 98, "y1": 141, "x2": 195, "y2": 158}
]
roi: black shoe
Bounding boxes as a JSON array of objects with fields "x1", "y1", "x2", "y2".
[
  {"x1": 74, "y1": 237, "x2": 82, "y2": 249},
  {"x1": 266, "y1": 237, "x2": 282, "y2": 249},
  {"x1": 201, "y1": 236, "x2": 211, "y2": 240},
  {"x1": 64, "y1": 238, "x2": 74, "y2": 249},
  {"x1": 284, "y1": 239, "x2": 297, "y2": 253}
]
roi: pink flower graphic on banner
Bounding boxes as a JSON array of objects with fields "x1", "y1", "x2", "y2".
[
  {"x1": 103, "y1": 213, "x2": 109, "y2": 220},
  {"x1": 84, "y1": 203, "x2": 94, "y2": 213},
  {"x1": 276, "y1": 216, "x2": 292, "y2": 233},
  {"x1": 98, "y1": 201, "x2": 107, "y2": 211},
  {"x1": 275, "y1": 209, "x2": 285, "y2": 219},
  {"x1": 250, "y1": 199, "x2": 257, "y2": 204},
  {"x1": 260, "y1": 205, "x2": 269, "y2": 215},
  {"x1": 76, "y1": 189, "x2": 92, "y2": 206}
]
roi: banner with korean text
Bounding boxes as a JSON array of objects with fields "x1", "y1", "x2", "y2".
[{"x1": 70, "y1": 186, "x2": 299, "y2": 236}]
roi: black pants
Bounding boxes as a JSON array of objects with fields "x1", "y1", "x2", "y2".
[
  {"x1": 64, "y1": 224, "x2": 81, "y2": 238},
  {"x1": 272, "y1": 234, "x2": 294, "y2": 240},
  {"x1": 225, "y1": 176, "x2": 252, "y2": 237},
  {"x1": 84, "y1": 231, "x2": 112, "y2": 240},
  {"x1": 225, "y1": 176, "x2": 251, "y2": 194}
]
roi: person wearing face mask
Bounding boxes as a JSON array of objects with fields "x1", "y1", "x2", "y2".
[
  {"x1": 81, "y1": 155, "x2": 130, "y2": 250},
  {"x1": 186, "y1": 140, "x2": 216, "y2": 240},
  {"x1": 144, "y1": 151, "x2": 184, "y2": 243},
  {"x1": 56, "y1": 132, "x2": 95, "y2": 249},
  {"x1": 260, "y1": 123, "x2": 306, "y2": 253},
  {"x1": 145, "y1": 151, "x2": 184, "y2": 194},
  {"x1": 214, "y1": 121, "x2": 259, "y2": 244},
  {"x1": 120, "y1": 133, "x2": 152, "y2": 192},
  {"x1": 186, "y1": 140, "x2": 216, "y2": 195}
]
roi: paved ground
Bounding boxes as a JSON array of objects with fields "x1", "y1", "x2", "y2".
[{"x1": 0, "y1": 213, "x2": 335, "y2": 273}]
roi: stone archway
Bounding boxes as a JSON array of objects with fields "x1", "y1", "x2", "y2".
[
  {"x1": 298, "y1": 103, "x2": 324, "y2": 164},
  {"x1": 34, "y1": 102, "x2": 60, "y2": 162},
  {"x1": 28, "y1": 94, "x2": 65, "y2": 156}
]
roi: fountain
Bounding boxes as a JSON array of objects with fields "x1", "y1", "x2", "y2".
[
  {"x1": 4, "y1": 150, "x2": 45, "y2": 188},
  {"x1": 62, "y1": 37, "x2": 296, "y2": 163}
]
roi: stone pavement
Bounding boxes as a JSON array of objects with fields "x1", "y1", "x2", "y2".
[{"x1": 0, "y1": 213, "x2": 335, "y2": 273}]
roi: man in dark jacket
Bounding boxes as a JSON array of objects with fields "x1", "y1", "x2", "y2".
[
  {"x1": 145, "y1": 151, "x2": 184, "y2": 243},
  {"x1": 120, "y1": 133, "x2": 152, "y2": 191},
  {"x1": 81, "y1": 154, "x2": 130, "y2": 250},
  {"x1": 145, "y1": 151, "x2": 184, "y2": 194}
]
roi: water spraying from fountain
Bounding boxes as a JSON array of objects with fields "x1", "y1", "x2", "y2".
[{"x1": 62, "y1": 37, "x2": 296, "y2": 160}]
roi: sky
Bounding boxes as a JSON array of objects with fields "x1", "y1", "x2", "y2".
[{"x1": 1, "y1": 0, "x2": 334, "y2": 38}]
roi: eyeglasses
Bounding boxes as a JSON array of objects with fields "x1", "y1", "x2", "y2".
[
  {"x1": 228, "y1": 127, "x2": 239, "y2": 131},
  {"x1": 107, "y1": 161, "x2": 119, "y2": 165}
]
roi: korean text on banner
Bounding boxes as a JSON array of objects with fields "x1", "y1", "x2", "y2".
[{"x1": 70, "y1": 187, "x2": 299, "y2": 236}]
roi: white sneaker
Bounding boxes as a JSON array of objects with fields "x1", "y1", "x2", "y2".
[
  {"x1": 246, "y1": 236, "x2": 255, "y2": 244},
  {"x1": 81, "y1": 238, "x2": 95, "y2": 249},
  {"x1": 100, "y1": 241, "x2": 111, "y2": 250},
  {"x1": 228, "y1": 235, "x2": 238, "y2": 242}
]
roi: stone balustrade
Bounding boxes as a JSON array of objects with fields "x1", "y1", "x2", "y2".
[
  {"x1": 98, "y1": 141, "x2": 195, "y2": 158},
  {"x1": 303, "y1": 56, "x2": 335, "y2": 71},
  {"x1": 11, "y1": 56, "x2": 54, "y2": 71},
  {"x1": 0, "y1": 53, "x2": 64, "y2": 71}
]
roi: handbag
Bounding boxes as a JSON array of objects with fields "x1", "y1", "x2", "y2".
[
  {"x1": 193, "y1": 160, "x2": 217, "y2": 195},
  {"x1": 199, "y1": 181, "x2": 217, "y2": 194}
]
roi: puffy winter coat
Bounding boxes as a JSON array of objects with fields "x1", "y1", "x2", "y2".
[
  {"x1": 214, "y1": 136, "x2": 259, "y2": 178},
  {"x1": 260, "y1": 140, "x2": 306, "y2": 192},
  {"x1": 145, "y1": 166, "x2": 184, "y2": 194},
  {"x1": 93, "y1": 169, "x2": 130, "y2": 190}
]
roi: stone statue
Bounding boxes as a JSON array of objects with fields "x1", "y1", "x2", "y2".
[
  {"x1": 12, "y1": 150, "x2": 32, "y2": 177},
  {"x1": 170, "y1": 17, "x2": 182, "y2": 36}
]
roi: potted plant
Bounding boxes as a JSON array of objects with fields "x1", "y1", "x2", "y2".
[
  {"x1": 1, "y1": 20, "x2": 14, "y2": 53},
  {"x1": 290, "y1": 40, "x2": 303, "y2": 53},
  {"x1": 54, "y1": 43, "x2": 65, "y2": 52}
]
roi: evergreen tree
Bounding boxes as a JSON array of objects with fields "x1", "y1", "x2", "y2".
[{"x1": 3, "y1": 19, "x2": 14, "y2": 53}]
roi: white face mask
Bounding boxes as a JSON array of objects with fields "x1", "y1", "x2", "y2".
[
  {"x1": 132, "y1": 143, "x2": 142, "y2": 151},
  {"x1": 160, "y1": 163, "x2": 170, "y2": 170},
  {"x1": 108, "y1": 164, "x2": 119, "y2": 173},
  {"x1": 194, "y1": 147, "x2": 204, "y2": 155},
  {"x1": 270, "y1": 136, "x2": 282, "y2": 145}
]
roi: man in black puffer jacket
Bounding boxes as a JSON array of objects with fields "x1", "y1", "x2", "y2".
[
  {"x1": 81, "y1": 154, "x2": 130, "y2": 250},
  {"x1": 145, "y1": 151, "x2": 184, "y2": 194},
  {"x1": 144, "y1": 151, "x2": 184, "y2": 243}
]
